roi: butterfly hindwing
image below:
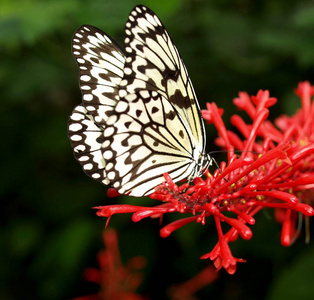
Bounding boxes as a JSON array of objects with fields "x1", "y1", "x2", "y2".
[
  {"x1": 102, "y1": 91, "x2": 198, "y2": 196},
  {"x1": 72, "y1": 25, "x2": 125, "y2": 126},
  {"x1": 68, "y1": 105, "x2": 109, "y2": 185}
]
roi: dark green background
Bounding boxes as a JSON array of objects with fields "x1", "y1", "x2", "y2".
[{"x1": 1, "y1": 0, "x2": 314, "y2": 299}]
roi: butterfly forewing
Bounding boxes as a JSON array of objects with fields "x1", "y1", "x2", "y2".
[
  {"x1": 72, "y1": 25, "x2": 125, "y2": 126},
  {"x1": 119, "y1": 5, "x2": 206, "y2": 153}
]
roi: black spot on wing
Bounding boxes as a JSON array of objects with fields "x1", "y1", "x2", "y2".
[
  {"x1": 96, "y1": 135, "x2": 105, "y2": 143},
  {"x1": 169, "y1": 90, "x2": 194, "y2": 109},
  {"x1": 136, "y1": 109, "x2": 142, "y2": 117},
  {"x1": 152, "y1": 106, "x2": 159, "y2": 114},
  {"x1": 165, "y1": 110, "x2": 176, "y2": 120}
]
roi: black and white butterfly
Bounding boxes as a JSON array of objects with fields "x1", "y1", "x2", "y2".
[{"x1": 68, "y1": 5, "x2": 211, "y2": 197}]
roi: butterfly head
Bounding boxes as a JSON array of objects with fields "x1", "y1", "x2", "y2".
[
  {"x1": 189, "y1": 152, "x2": 212, "y2": 181},
  {"x1": 201, "y1": 153, "x2": 213, "y2": 175}
]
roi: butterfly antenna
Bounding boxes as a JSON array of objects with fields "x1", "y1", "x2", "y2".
[
  {"x1": 211, "y1": 156, "x2": 221, "y2": 173},
  {"x1": 210, "y1": 156, "x2": 228, "y2": 182},
  {"x1": 209, "y1": 149, "x2": 262, "y2": 156}
]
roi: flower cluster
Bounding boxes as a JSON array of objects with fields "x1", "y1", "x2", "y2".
[
  {"x1": 96, "y1": 82, "x2": 314, "y2": 274},
  {"x1": 212, "y1": 81, "x2": 314, "y2": 247},
  {"x1": 74, "y1": 229, "x2": 219, "y2": 300},
  {"x1": 73, "y1": 229, "x2": 147, "y2": 300}
]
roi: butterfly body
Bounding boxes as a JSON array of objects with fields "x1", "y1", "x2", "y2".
[{"x1": 68, "y1": 5, "x2": 211, "y2": 196}]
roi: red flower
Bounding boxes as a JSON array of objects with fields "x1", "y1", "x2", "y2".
[
  {"x1": 73, "y1": 228, "x2": 147, "y2": 300},
  {"x1": 215, "y1": 81, "x2": 314, "y2": 246},
  {"x1": 96, "y1": 82, "x2": 314, "y2": 274}
]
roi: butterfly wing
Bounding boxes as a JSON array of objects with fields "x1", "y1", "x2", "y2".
[
  {"x1": 68, "y1": 105, "x2": 109, "y2": 184},
  {"x1": 103, "y1": 91, "x2": 198, "y2": 196},
  {"x1": 72, "y1": 25, "x2": 125, "y2": 126},
  {"x1": 119, "y1": 5, "x2": 206, "y2": 153},
  {"x1": 69, "y1": 25, "x2": 125, "y2": 183}
]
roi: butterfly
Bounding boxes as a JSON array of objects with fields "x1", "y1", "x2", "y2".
[{"x1": 68, "y1": 5, "x2": 212, "y2": 197}]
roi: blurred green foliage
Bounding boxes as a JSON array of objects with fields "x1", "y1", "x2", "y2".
[{"x1": 1, "y1": 0, "x2": 314, "y2": 299}]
